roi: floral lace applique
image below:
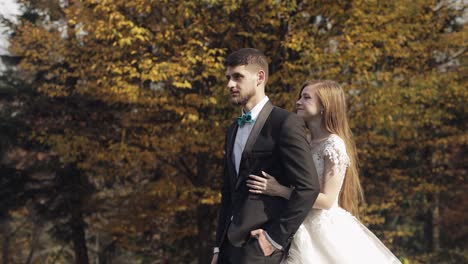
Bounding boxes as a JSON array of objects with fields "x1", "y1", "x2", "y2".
[{"x1": 312, "y1": 134, "x2": 349, "y2": 186}]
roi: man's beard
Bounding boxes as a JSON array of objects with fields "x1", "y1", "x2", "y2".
[{"x1": 230, "y1": 90, "x2": 255, "y2": 106}]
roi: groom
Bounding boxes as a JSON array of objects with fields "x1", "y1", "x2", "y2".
[{"x1": 211, "y1": 48, "x2": 320, "y2": 264}]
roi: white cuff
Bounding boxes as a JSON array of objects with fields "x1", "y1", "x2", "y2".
[
  {"x1": 264, "y1": 231, "x2": 283, "y2": 250},
  {"x1": 213, "y1": 247, "x2": 220, "y2": 254}
]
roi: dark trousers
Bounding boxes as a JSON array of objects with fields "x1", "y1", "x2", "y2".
[{"x1": 218, "y1": 237, "x2": 285, "y2": 264}]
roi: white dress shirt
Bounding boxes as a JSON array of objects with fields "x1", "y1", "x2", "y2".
[{"x1": 233, "y1": 96, "x2": 270, "y2": 175}]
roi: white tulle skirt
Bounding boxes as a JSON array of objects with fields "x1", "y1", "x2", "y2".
[{"x1": 285, "y1": 207, "x2": 402, "y2": 264}]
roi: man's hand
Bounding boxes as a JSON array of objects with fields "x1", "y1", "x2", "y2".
[
  {"x1": 210, "y1": 253, "x2": 218, "y2": 264},
  {"x1": 251, "y1": 229, "x2": 275, "y2": 256}
]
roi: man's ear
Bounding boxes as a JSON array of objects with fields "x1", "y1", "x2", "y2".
[{"x1": 257, "y1": 70, "x2": 266, "y2": 86}]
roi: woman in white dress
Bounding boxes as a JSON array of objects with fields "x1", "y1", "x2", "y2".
[{"x1": 246, "y1": 80, "x2": 402, "y2": 264}]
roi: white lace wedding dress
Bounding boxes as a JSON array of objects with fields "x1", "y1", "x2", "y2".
[{"x1": 285, "y1": 134, "x2": 401, "y2": 264}]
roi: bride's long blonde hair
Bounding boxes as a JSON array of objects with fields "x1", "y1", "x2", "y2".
[{"x1": 299, "y1": 80, "x2": 364, "y2": 217}]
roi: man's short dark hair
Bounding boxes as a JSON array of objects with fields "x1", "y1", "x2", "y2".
[{"x1": 225, "y1": 48, "x2": 269, "y2": 78}]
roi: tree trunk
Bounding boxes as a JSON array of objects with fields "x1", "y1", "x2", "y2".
[
  {"x1": 1, "y1": 219, "x2": 10, "y2": 264},
  {"x1": 197, "y1": 204, "x2": 213, "y2": 264},
  {"x1": 99, "y1": 241, "x2": 116, "y2": 264},
  {"x1": 432, "y1": 192, "x2": 440, "y2": 251},
  {"x1": 95, "y1": 233, "x2": 99, "y2": 264},
  {"x1": 429, "y1": 151, "x2": 440, "y2": 252},
  {"x1": 71, "y1": 209, "x2": 89, "y2": 264},
  {"x1": 25, "y1": 219, "x2": 42, "y2": 264},
  {"x1": 63, "y1": 165, "x2": 90, "y2": 264},
  {"x1": 195, "y1": 154, "x2": 216, "y2": 264}
]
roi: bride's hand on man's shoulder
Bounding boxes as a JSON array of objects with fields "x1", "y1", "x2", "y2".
[{"x1": 247, "y1": 171, "x2": 280, "y2": 196}]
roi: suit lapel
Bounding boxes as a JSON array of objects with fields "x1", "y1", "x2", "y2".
[
  {"x1": 235, "y1": 102, "x2": 274, "y2": 190},
  {"x1": 226, "y1": 122, "x2": 238, "y2": 185}
]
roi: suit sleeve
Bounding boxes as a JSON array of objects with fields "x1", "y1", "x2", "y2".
[
  {"x1": 215, "y1": 132, "x2": 232, "y2": 247},
  {"x1": 264, "y1": 114, "x2": 320, "y2": 247}
]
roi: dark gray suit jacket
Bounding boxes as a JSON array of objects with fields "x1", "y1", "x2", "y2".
[{"x1": 215, "y1": 101, "x2": 320, "y2": 249}]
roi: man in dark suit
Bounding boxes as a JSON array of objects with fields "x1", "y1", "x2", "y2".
[{"x1": 211, "y1": 48, "x2": 320, "y2": 264}]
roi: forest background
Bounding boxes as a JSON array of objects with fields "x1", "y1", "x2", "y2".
[{"x1": 0, "y1": 0, "x2": 466, "y2": 263}]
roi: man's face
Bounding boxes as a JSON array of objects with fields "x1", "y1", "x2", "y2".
[{"x1": 225, "y1": 65, "x2": 258, "y2": 106}]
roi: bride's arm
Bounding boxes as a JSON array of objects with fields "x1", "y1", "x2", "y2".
[
  {"x1": 312, "y1": 152, "x2": 346, "y2": 209},
  {"x1": 247, "y1": 172, "x2": 340, "y2": 209},
  {"x1": 247, "y1": 154, "x2": 345, "y2": 210},
  {"x1": 312, "y1": 170, "x2": 340, "y2": 209},
  {"x1": 247, "y1": 171, "x2": 293, "y2": 199}
]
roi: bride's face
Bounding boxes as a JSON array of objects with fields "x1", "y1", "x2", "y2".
[{"x1": 296, "y1": 85, "x2": 323, "y2": 121}]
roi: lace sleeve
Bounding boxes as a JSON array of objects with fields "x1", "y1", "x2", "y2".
[{"x1": 322, "y1": 136, "x2": 349, "y2": 184}]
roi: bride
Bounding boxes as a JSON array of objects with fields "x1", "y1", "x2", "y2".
[{"x1": 247, "y1": 80, "x2": 402, "y2": 263}]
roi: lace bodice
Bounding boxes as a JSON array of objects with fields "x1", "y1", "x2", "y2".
[{"x1": 311, "y1": 134, "x2": 349, "y2": 207}]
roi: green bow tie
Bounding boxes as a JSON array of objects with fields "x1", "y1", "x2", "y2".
[{"x1": 237, "y1": 112, "x2": 255, "y2": 127}]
